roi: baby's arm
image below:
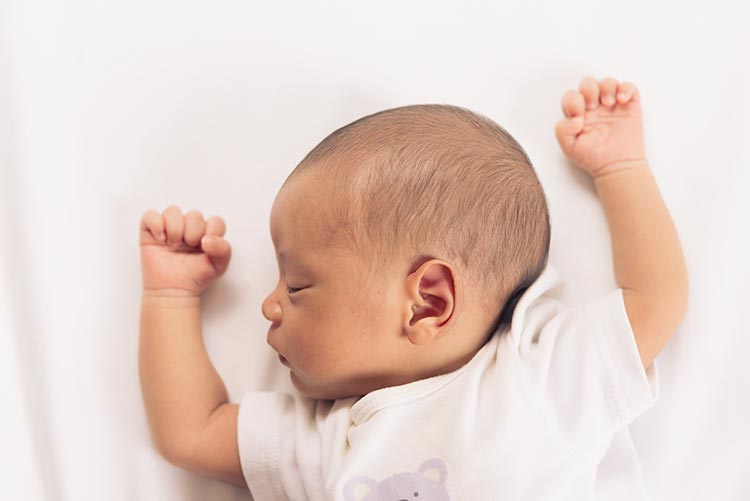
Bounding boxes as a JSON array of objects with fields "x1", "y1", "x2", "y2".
[
  {"x1": 138, "y1": 206, "x2": 245, "y2": 486},
  {"x1": 555, "y1": 77, "x2": 689, "y2": 371}
]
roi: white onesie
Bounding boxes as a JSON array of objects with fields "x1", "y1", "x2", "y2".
[{"x1": 237, "y1": 263, "x2": 660, "y2": 500}]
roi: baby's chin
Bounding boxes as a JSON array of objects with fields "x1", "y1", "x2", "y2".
[
  {"x1": 289, "y1": 370, "x2": 329, "y2": 400},
  {"x1": 290, "y1": 370, "x2": 363, "y2": 401}
]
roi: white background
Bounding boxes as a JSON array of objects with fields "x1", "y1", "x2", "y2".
[{"x1": 1, "y1": 1, "x2": 748, "y2": 500}]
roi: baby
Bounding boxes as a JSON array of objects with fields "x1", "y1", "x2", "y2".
[{"x1": 139, "y1": 77, "x2": 688, "y2": 500}]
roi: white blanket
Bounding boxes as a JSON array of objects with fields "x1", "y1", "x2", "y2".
[{"x1": 1, "y1": 1, "x2": 747, "y2": 500}]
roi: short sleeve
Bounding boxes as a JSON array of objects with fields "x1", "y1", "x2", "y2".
[
  {"x1": 237, "y1": 391, "x2": 319, "y2": 500},
  {"x1": 514, "y1": 288, "x2": 660, "y2": 449}
]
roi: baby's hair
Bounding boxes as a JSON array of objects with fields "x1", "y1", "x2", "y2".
[{"x1": 283, "y1": 104, "x2": 550, "y2": 333}]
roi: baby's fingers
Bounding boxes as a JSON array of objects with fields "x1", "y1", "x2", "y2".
[
  {"x1": 201, "y1": 235, "x2": 232, "y2": 276},
  {"x1": 561, "y1": 90, "x2": 586, "y2": 119},
  {"x1": 163, "y1": 205, "x2": 185, "y2": 247},
  {"x1": 557, "y1": 89, "x2": 586, "y2": 153},
  {"x1": 579, "y1": 77, "x2": 600, "y2": 110},
  {"x1": 140, "y1": 209, "x2": 166, "y2": 243},
  {"x1": 184, "y1": 210, "x2": 207, "y2": 247},
  {"x1": 555, "y1": 116, "x2": 584, "y2": 154},
  {"x1": 599, "y1": 77, "x2": 619, "y2": 107},
  {"x1": 616, "y1": 81, "x2": 640, "y2": 104},
  {"x1": 205, "y1": 215, "x2": 226, "y2": 238}
]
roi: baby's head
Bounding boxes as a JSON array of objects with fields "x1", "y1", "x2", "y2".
[{"x1": 262, "y1": 104, "x2": 550, "y2": 401}]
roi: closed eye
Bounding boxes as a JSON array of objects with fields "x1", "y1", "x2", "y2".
[{"x1": 286, "y1": 286, "x2": 303, "y2": 294}]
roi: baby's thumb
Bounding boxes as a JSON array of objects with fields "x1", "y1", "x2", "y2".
[
  {"x1": 201, "y1": 236, "x2": 231, "y2": 276},
  {"x1": 554, "y1": 116, "x2": 584, "y2": 153}
]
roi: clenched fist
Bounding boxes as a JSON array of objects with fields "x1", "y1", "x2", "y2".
[
  {"x1": 555, "y1": 76, "x2": 647, "y2": 178},
  {"x1": 139, "y1": 205, "x2": 232, "y2": 297}
]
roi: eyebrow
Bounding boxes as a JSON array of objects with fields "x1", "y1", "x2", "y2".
[{"x1": 277, "y1": 250, "x2": 315, "y2": 274}]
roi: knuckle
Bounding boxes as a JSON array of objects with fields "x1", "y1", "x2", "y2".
[
  {"x1": 580, "y1": 77, "x2": 597, "y2": 90},
  {"x1": 208, "y1": 215, "x2": 225, "y2": 227},
  {"x1": 185, "y1": 210, "x2": 204, "y2": 220}
]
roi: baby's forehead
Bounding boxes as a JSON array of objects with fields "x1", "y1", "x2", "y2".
[
  {"x1": 270, "y1": 187, "x2": 340, "y2": 250},
  {"x1": 271, "y1": 181, "x2": 331, "y2": 230}
]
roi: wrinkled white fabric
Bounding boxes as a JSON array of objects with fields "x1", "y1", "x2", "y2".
[{"x1": 237, "y1": 263, "x2": 659, "y2": 500}]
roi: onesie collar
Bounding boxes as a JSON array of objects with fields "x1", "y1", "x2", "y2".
[
  {"x1": 348, "y1": 262, "x2": 561, "y2": 426},
  {"x1": 348, "y1": 338, "x2": 495, "y2": 426}
]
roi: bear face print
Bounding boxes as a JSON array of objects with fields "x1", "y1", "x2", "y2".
[{"x1": 342, "y1": 457, "x2": 450, "y2": 501}]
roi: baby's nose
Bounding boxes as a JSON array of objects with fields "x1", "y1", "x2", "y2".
[{"x1": 261, "y1": 293, "x2": 282, "y2": 322}]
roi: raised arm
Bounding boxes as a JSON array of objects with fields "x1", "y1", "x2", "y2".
[
  {"x1": 555, "y1": 77, "x2": 689, "y2": 371},
  {"x1": 593, "y1": 162, "x2": 689, "y2": 370},
  {"x1": 138, "y1": 206, "x2": 245, "y2": 486}
]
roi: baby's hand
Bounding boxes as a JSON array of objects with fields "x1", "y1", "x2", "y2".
[
  {"x1": 139, "y1": 206, "x2": 232, "y2": 297},
  {"x1": 555, "y1": 77, "x2": 647, "y2": 178}
]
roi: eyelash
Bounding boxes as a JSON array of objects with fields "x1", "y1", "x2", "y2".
[{"x1": 286, "y1": 287, "x2": 302, "y2": 295}]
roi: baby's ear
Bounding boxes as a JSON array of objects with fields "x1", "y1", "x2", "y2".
[{"x1": 402, "y1": 259, "x2": 456, "y2": 345}]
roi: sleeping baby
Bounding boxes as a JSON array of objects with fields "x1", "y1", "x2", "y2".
[{"x1": 138, "y1": 76, "x2": 688, "y2": 500}]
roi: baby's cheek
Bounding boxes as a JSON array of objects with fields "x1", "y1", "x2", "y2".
[{"x1": 296, "y1": 335, "x2": 330, "y2": 371}]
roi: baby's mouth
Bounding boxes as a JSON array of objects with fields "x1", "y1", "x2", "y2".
[{"x1": 279, "y1": 354, "x2": 290, "y2": 366}]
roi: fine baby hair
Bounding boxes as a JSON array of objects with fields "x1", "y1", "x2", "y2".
[{"x1": 283, "y1": 104, "x2": 550, "y2": 335}]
